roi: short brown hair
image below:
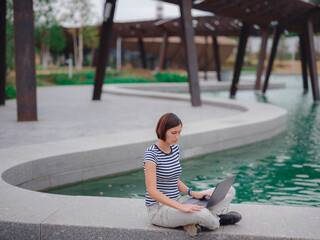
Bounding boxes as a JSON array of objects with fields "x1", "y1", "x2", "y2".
[{"x1": 156, "y1": 113, "x2": 182, "y2": 140}]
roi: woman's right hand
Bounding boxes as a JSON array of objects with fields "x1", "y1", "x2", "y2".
[{"x1": 178, "y1": 204, "x2": 204, "y2": 213}]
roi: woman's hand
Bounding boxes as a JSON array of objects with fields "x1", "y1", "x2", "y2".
[
  {"x1": 190, "y1": 191, "x2": 212, "y2": 200},
  {"x1": 178, "y1": 204, "x2": 204, "y2": 213}
]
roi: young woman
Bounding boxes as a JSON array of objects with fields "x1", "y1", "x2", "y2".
[{"x1": 143, "y1": 113, "x2": 241, "y2": 236}]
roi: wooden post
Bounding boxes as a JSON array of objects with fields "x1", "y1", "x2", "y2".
[
  {"x1": 157, "y1": 31, "x2": 168, "y2": 71},
  {"x1": 255, "y1": 29, "x2": 268, "y2": 91},
  {"x1": 138, "y1": 38, "x2": 147, "y2": 69},
  {"x1": 262, "y1": 26, "x2": 282, "y2": 94},
  {"x1": 13, "y1": 0, "x2": 37, "y2": 121},
  {"x1": 230, "y1": 23, "x2": 250, "y2": 97},
  {"x1": 0, "y1": 0, "x2": 6, "y2": 105},
  {"x1": 299, "y1": 34, "x2": 308, "y2": 92},
  {"x1": 305, "y1": 16, "x2": 320, "y2": 102},
  {"x1": 93, "y1": 0, "x2": 116, "y2": 100},
  {"x1": 179, "y1": 0, "x2": 201, "y2": 106},
  {"x1": 212, "y1": 35, "x2": 221, "y2": 82}
]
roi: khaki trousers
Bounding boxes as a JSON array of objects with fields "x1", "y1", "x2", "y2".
[{"x1": 147, "y1": 186, "x2": 235, "y2": 230}]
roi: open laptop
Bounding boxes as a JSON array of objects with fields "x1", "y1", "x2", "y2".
[{"x1": 182, "y1": 175, "x2": 236, "y2": 208}]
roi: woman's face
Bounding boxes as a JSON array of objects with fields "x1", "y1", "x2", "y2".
[{"x1": 165, "y1": 124, "x2": 182, "y2": 145}]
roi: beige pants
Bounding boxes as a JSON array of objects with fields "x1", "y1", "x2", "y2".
[{"x1": 147, "y1": 186, "x2": 235, "y2": 230}]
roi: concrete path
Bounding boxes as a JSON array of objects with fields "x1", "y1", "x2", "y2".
[
  {"x1": 1, "y1": 80, "x2": 319, "y2": 240},
  {"x1": 0, "y1": 85, "x2": 239, "y2": 149}
]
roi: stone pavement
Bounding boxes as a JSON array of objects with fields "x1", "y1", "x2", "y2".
[
  {"x1": 1, "y1": 80, "x2": 319, "y2": 240},
  {"x1": 0, "y1": 85, "x2": 239, "y2": 149}
]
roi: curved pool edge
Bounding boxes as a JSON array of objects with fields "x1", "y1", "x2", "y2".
[{"x1": 2, "y1": 83, "x2": 319, "y2": 239}]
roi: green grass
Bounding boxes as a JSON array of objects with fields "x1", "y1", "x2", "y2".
[{"x1": 5, "y1": 71, "x2": 188, "y2": 100}]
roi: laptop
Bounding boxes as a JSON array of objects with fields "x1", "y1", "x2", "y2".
[{"x1": 182, "y1": 175, "x2": 236, "y2": 208}]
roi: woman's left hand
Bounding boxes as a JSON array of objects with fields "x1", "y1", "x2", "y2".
[{"x1": 190, "y1": 191, "x2": 211, "y2": 199}]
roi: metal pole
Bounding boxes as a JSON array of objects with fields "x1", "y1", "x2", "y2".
[
  {"x1": 138, "y1": 38, "x2": 147, "y2": 69},
  {"x1": 305, "y1": 16, "x2": 320, "y2": 102},
  {"x1": 255, "y1": 29, "x2": 268, "y2": 91},
  {"x1": 116, "y1": 37, "x2": 122, "y2": 71},
  {"x1": 13, "y1": 0, "x2": 37, "y2": 121},
  {"x1": 230, "y1": 23, "x2": 250, "y2": 97},
  {"x1": 179, "y1": 0, "x2": 201, "y2": 106},
  {"x1": 157, "y1": 31, "x2": 168, "y2": 71},
  {"x1": 212, "y1": 35, "x2": 221, "y2": 82},
  {"x1": 299, "y1": 34, "x2": 308, "y2": 93},
  {"x1": 93, "y1": 0, "x2": 117, "y2": 100},
  {"x1": 0, "y1": 0, "x2": 7, "y2": 105},
  {"x1": 203, "y1": 35, "x2": 208, "y2": 81},
  {"x1": 262, "y1": 26, "x2": 282, "y2": 95}
]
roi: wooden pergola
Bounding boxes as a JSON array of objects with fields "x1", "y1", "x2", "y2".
[
  {"x1": 162, "y1": 0, "x2": 320, "y2": 101},
  {"x1": 2, "y1": 0, "x2": 320, "y2": 121}
]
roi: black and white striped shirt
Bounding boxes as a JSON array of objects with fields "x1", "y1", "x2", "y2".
[{"x1": 143, "y1": 144, "x2": 182, "y2": 206}]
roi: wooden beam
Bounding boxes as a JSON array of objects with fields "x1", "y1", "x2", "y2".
[
  {"x1": 179, "y1": 0, "x2": 201, "y2": 106},
  {"x1": 299, "y1": 34, "x2": 308, "y2": 93},
  {"x1": 157, "y1": 31, "x2": 168, "y2": 71},
  {"x1": 13, "y1": 0, "x2": 37, "y2": 121},
  {"x1": 262, "y1": 26, "x2": 282, "y2": 94},
  {"x1": 93, "y1": 0, "x2": 116, "y2": 100},
  {"x1": 212, "y1": 35, "x2": 221, "y2": 82},
  {"x1": 138, "y1": 38, "x2": 147, "y2": 69},
  {"x1": 0, "y1": 0, "x2": 6, "y2": 105},
  {"x1": 255, "y1": 29, "x2": 268, "y2": 91},
  {"x1": 305, "y1": 16, "x2": 320, "y2": 102},
  {"x1": 230, "y1": 23, "x2": 250, "y2": 97}
]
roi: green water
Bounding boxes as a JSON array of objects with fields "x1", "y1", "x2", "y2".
[{"x1": 46, "y1": 74, "x2": 320, "y2": 208}]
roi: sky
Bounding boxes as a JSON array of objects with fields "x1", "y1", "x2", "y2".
[{"x1": 90, "y1": 0, "x2": 208, "y2": 22}]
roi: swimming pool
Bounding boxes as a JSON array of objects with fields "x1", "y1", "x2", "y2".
[{"x1": 46, "y1": 74, "x2": 320, "y2": 208}]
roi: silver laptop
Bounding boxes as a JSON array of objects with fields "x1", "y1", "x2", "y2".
[{"x1": 182, "y1": 175, "x2": 236, "y2": 208}]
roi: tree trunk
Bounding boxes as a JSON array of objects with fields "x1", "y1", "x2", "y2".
[{"x1": 77, "y1": 32, "x2": 83, "y2": 70}]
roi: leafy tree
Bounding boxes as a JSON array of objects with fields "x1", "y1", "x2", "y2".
[
  {"x1": 34, "y1": 0, "x2": 61, "y2": 70},
  {"x1": 59, "y1": 0, "x2": 98, "y2": 70},
  {"x1": 6, "y1": 0, "x2": 14, "y2": 73}
]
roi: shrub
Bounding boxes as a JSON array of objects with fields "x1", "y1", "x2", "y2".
[
  {"x1": 6, "y1": 83, "x2": 16, "y2": 99},
  {"x1": 153, "y1": 72, "x2": 188, "y2": 82}
]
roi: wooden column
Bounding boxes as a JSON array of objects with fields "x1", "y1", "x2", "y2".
[
  {"x1": 138, "y1": 38, "x2": 147, "y2": 69},
  {"x1": 93, "y1": 0, "x2": 116, "y2": 100},
  {"x1": 230, "y1": 23, "x2": 250, "y2": 97},
  {"x1": 255, "y1": 29, "x2": 268, "y2": 91},
  {"x1": 13, "y1": 0, "x2": 37, "y2": 121},
  {"x1": 0, "y1": 0, "x2": 6, "y2": 105},
  {"x1": 299, "y1": 34, "x2": 308, "y2": 92},
  {"x1": 157, "y1": 31, "x2": 168, "y2": 71},
  {"x1": 212, "y1": 35, "x2": 221, "y2": 82},
  {"x1": 262, "y1": 26, "x2": 282, "y2": 94},
  {"x1": 304, "y1": 16, "x2": 320, "y2": 102},
  {"x1": 179, "y1": 0, "x2": 201, "y2": 106}
]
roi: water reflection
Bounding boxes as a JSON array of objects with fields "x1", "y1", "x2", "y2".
[{"x1": 46, "y1": 75, "x2": 320, "y2": 208}]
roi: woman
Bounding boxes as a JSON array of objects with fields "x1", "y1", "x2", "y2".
[{"x1": 143, "y1": 113, "x2": 241, "y2": 236}]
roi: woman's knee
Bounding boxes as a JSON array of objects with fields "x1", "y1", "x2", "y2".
[{"x1": 229, "y1": 186, "x2": 236, "y2": 196}]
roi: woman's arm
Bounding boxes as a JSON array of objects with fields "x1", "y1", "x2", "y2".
[
  {"x1": 145, "y1": 161, "x2": 203, "y2": 213},
  {"x1": 178, "y1": 178, "x2": 212, "y2": 199}
]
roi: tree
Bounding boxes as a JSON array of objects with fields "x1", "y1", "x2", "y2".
[
  {"x1": 34, "y1": 0, "x2": 60, "y2": 70},
  {"x1": 83, "y1": 25, "x2": 99, "y2": 67},
  {"x1": 6, "y1": 0, "x2": 14, "y2": 73},
  {"x1": 60, "y1": 0, "x2": 98, "y2": 70}
]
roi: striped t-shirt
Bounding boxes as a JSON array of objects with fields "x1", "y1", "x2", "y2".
[{"x1": 143, "y1": 144, "x2": 182, "y2": 206}]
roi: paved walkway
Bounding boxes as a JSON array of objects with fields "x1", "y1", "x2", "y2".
[
  {"x1": 0, "y1": 85, "x2": 239, "y2": 149},
  {"x1": 2, "y1": 80, "x2": 318, "y2": 240}
]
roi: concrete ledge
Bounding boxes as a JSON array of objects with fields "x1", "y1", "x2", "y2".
[{"x1": 2, "y1": 83, "x2": 318, "y2": 239}]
